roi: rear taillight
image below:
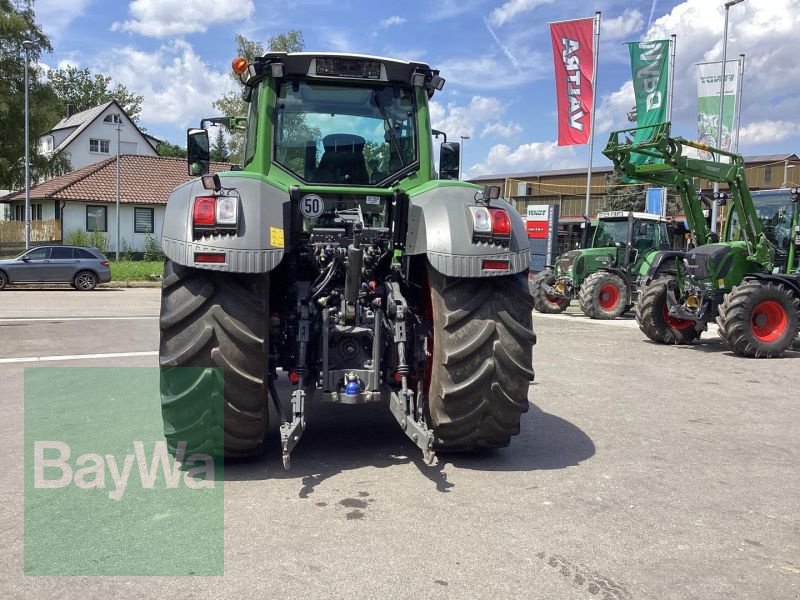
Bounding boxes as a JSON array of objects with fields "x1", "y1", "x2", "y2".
[
  {"x1": 193, "y1": 196, "x2": 216, "y2": 226},
  {"x1": 194, "y1": 252, "x2": 226, "y2": 264},
  {"x1": 489, "y1": 208, "x2": 511, "y2": 236},
  {"x1": 100, "y1": 261, "x2": 109, "y2": 267},
  {"x1": 469, "y1": 206, "x2": 511, "y2": 239},
  {"x1": 482, "y1": 259, "x2": 510, "y2": 270}
]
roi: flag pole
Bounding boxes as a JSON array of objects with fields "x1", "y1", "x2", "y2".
[
  {"x1": 584, "y1": 11, "x2": 601, "y2": 218},
  {"x1": 733, "y1": 53, "x2": 745, "y2": 152},
  {"x1": 667, "y1": 34, "x2": 676, "y2": 122}
]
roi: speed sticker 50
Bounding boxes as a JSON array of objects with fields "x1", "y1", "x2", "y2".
[{"x1": 300, "y1": 194, "x2": 324, "y2": 218}]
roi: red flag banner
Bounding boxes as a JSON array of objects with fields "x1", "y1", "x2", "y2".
[{"x1": 549, "y1": 17, "x2": 595, "y2": 146}]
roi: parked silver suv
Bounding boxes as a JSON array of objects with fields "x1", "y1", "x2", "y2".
[{"x1": 0, "y1": 246, "x2": 112, "y2": 291}]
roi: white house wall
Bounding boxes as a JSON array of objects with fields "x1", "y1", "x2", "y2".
[
  {"x1": 56, "y1": 106, "x2": 157, "y2": 171},
  {"x1": 62, "y1": 202, "x2": 165, "y2": 253}
]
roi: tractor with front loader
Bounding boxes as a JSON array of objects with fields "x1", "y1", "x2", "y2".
[
  {"x1": 158, "y1": 52, "x2": 536, "y2": 468},
  {"x1": 603, "y1": 122, "x2": 800, "y2": 357},
  {"x1": 531, "y1": 210, "x2": 671, "y2": 319}
]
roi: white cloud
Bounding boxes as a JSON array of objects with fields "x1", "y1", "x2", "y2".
[
  {"x1": 436, "y1": 54, "x2": 548, "y2": 89},
  {"x1": 35, "y1": 0, "x2": 92, "y2": 41},
  {"x1": 429, "y1": 96, "x2": 505, "y2": 139},
  {"x1": 739, "y1": 121, "x2": 800, "y2": 145},
  {"x1": 481, "y1": 121, "x2": 523, "y2": 139},
  {"x1": 466, "y1": 141, "x2": 580, "y2": 178},
  {"x1": 602, "y1": 9, "x2": 645, "y2": 41},
  {"x1": 594, "y1": 80, "x2": 635, "y2": 137},
  {"x1": 112, "y1": 0, "x2": 254, "y2": 37},
  {"x1": 379, "y1": 16, "x2": 406, "y2": 28},
  {"x1": 91, "y1": 40, "x2": 234, "y2": 129},
  {"x1": 489, "y1": 0, "x2": 554, "y2": 27}
]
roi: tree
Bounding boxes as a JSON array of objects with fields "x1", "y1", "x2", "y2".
[
  {"x1": 209, "y1": 127, "x2": 228, "y2": 162},
  {"x1": 0, "y1": 0, "x2": 67, "y2": 189},
  {"x1": 156, "y1": 141, "x2": 187, "y2": 158},
  {"x1": 47, "y1": 65, "x2": 144, "y2": 122},
  {"x1": 212, "y1": 30, "x2": 304, "y2": 161},
  {"x1": 602, "y1": 171, "x2": 647, "y2": 212}
]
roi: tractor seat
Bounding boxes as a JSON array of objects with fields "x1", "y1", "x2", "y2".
[{"x1": 317, "y1": 134, "x2": 369, "y2": 184}]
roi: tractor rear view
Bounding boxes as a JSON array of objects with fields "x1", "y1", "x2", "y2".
[
  {"x1": 531, "y1": 211, "x2": 671, "y2": 319},
  {"x1": 604, "y1": 122, "x2": 800, "y2": 357},
  {"x1": 158, "y1": 52, "x2": 536, "y2": 467}
]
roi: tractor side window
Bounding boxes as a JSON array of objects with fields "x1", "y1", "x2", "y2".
[{"x1": 243, "y1": 83, "x2": 260, "y2": 168}]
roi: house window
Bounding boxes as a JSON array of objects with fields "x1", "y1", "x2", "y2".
[
  {"x1": 13, "y1": 204, "x2": 42, "y2": 220},
  {"x1": 764, "y1": 166, "x2": 772, "y2": 185},
  {"x1": 86, "y1": 205, "x2": 107, "y2": 232},
  {"x1": 104, "y1": 114, "x2": 122, "y2": 124},
  {"x1": 134, "y1": 207, "x2": 155, "y2": 234},
  {"x1": 40, "y1": 136, "x2": 53, "y2": 153},
  {"x1": 89, "y1": 138, "x2": 110, "y2": 153}
]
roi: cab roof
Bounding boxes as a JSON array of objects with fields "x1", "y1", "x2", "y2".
[{"x1": 597, "y1": 210, "x2": 669, "y2": 222}]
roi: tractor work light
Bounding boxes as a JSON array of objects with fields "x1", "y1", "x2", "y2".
[
  {"x1": 270, "y1": 62, "x2": 285, "y2": 78},
  {"x1": 483, "y1": 185, "x2": 501, "y2": 201},
  {"x1": 430, "y1": 75, "x2": 446, "y2": 90},
  {"x1": 411, "y1": 71, "x2": 426, "y2": 87}
]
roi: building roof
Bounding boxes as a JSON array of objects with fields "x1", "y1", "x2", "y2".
[
  {"x1": 0, "y1": 155, "x2": 232, "y2": 205},
  {"x1": 45, "y1": 100, "x2": 158, "y2": 155},
  {"x1": 469, "y1": 153, "x2": 800, "y2": 182}
]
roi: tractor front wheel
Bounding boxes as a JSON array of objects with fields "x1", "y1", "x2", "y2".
[
  {"x1": 531, "y1": 269, "x2": 570, "y2": 313},
  {"x1": 426, "y1": 265, "x2": 536, "y2": 451},
  {"x1": 636, "y1": 276, "x2": 699, "y2": 344},
  {"x1": 158, "y1": 259, "x2": 270, "y2": 458},
  {"x1": 717, "y1": 280, "x2": 799, "y2": 358},
  {"x1": 578, "y1": 271, "x2": 627, "y2": 319}
]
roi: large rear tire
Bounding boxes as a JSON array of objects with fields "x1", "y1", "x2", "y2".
[
  {"x1": 426, "y1": 265, "x2": 536, "y2": 451},
  {"x1": 159, "y1": 259, "x2": 269, "y2": 458},
  {"x1": 717, "y1": 279, "x2": 799, "y2": 358},
  {"x1": 578, "y1": 271, "x2": 627, "y2": 319},
  {"x1": 636, "y1": 277, "x2": 699, "y2": 345},
  {"x1": 531, "y1": 269, "x2": 570, "y2": 313}
]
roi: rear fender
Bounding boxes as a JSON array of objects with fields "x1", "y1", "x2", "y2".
[
  {"x1": 742, "y1": 273, "x2": 800, "y2": 297},
  {"x1": 644, "y1": 250, "x2": 686, "y2": 283},
  {"x1": 161, "y1": 173, "x2": 288, "y2": 273},
  {"x1": 405, "y1": 184, "x2": 530, "y2": 277}
]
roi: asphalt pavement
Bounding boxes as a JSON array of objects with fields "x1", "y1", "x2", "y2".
[{"x1": 0, "y1": 288, "x2": 798, "y2": 599}]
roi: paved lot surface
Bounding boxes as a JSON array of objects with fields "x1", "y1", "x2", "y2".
[{"x1": 1, "y1": 289, "x2": 798, "y2": 599}]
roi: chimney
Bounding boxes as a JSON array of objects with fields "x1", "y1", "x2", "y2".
[{"x1": 66, "y1": 104, "x2": 75, "y2": 118}]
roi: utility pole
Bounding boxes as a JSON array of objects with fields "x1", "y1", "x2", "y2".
[
  {"x1": 22, "y1": 40, "x2": 35, "y2": 250},
  {"x1": 116, "y1": 115, "x2": 122, "y2": 259}
]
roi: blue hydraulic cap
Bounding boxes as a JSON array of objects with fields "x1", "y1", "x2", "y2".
[{"x1": 344, "y1": 379, "x2": 361, "y2": 396}]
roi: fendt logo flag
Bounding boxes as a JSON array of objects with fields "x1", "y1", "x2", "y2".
[{"x1": 549, "y1": 17, "x2": 595, "y2": 146}]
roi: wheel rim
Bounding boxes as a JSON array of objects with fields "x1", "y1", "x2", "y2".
[
  {"x1": 750, "y1": 300, "x2": 788, "y2": 342},
  {"x1": 661, "y1": 302, "x2": 693, "y2": 330},
  {"x1": 598, "y1": 283, "x2": 620, "y2": 310},
  {"x1": 77, "y1": 273, "x2": 94, "y2": 289}
]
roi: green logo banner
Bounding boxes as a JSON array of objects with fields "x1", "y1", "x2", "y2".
[
  {"x1": 696, "y1": 60, "x2": 739, "y2": 160},
  {"x1": 628, "y1": 39, "x2": 670, "y2": 165},
  {"x1": 24, "y1": 367, "x2": 224, "y2": 576}
]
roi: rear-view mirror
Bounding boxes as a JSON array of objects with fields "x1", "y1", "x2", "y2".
[
  {"x1": 439, "y1": 142, "x2": 460, "y2": 181},
  {"x1": 187, "y1": 128, "x2": 210, "y2": 176}
]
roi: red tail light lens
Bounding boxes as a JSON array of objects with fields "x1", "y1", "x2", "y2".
[
  {"x1": 482, "y1": 260, "x2": 510, "y2": 270},
  {"x1": 100, "y1": 261, "x2": 109, "y2": 267},
  {"x1": 194, "y1": 252, "x2": 225, "y2": 263},
  {"x1": 489, "y1": 208, "x2": 511, "y2": 236},
  {"x1": 193, "y1": 196, "x2": 216, "y2": 226}
]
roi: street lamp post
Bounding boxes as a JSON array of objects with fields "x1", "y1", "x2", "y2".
[
  {"x1": 22, "y1": 40, "x2": 35, "y2": 250},
  {"x1": 459, "y1": 135, "x2": 470, "y2": 181},
  {"x1": 711, "y1": 0, "x2": 744, "y2": 233},
  {"x1": 116, "y1": 115, "x2": 122, "y2": 260}
]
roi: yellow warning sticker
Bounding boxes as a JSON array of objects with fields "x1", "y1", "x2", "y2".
[
  {"x1": 270, "y1": 227, "x2": 284, "y2": 248},
  {"x1": 717, "y1": 278, "x2": 725, "y2": 289}
]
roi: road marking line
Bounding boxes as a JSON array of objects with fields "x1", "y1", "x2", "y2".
[
  {"x1": 0, "y1": 316, "x2": 159, "y2": 322},
  {"x1": 0, "y1": 351, "x2": 158, "y2": 364}
]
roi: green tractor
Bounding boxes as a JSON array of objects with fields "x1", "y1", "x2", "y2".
[
  {"x1": 531, "y1": 211, "x2": 671, "y2": 319},
  {"x1": 158, "y1": 52, "x2": 536, "y2": 468},
  {"x1": 604, "y1": 122, "x2": 800, "y2": 357}
]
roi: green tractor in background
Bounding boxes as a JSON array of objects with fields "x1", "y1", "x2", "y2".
[
  {"x1": 531, "y1": 211, "x2": 671, "y2": 319},
  {"x1": 604, "y1": 122, "x2": 800, "y2": 357}
]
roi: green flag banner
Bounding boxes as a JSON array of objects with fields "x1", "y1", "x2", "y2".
[
  {"x1": 628, "y1": 39, "x2": 670, "y2": 164},
  {"x1": 696, "y1": 60, "x2": 739, "y2": 161}
]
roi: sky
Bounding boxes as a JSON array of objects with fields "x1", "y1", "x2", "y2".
[{"x1": 33, "y1": 0, "x2": 800, "y2": 179}]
